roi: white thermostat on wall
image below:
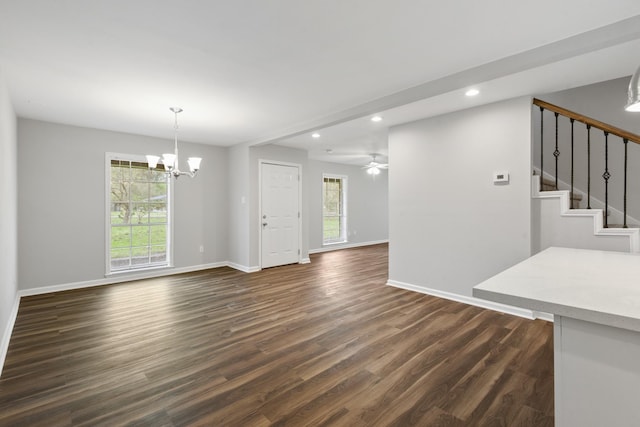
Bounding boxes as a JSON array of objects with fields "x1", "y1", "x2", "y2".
[{"x1": 493, "y1": 171, "x2": 509, "y2": 184}]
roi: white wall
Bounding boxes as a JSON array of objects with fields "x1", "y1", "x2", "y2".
[
  {"x1": 249, "y1": 144, "x2": 309, "y2": 267},
  {"x1": 17, "y1": 119, "x2": 228, "y2": 291},
  {"x1": 388, "y1": 97, "x2": 532, "y2": 298},
  {"x1": 307, "y1": 160, "x2": 388, "y2": 251},
  {"x1": 0, "y1": 70, "x2": 18, "y2": 374}
]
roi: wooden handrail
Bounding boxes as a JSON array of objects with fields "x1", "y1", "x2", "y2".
[{"x1": 533, "y1": 98, "x2": 640, "y2": 144}]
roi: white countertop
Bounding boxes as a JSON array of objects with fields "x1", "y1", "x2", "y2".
[{"x1": 473, "y1": 247, "x2": 640, "y2": 332}]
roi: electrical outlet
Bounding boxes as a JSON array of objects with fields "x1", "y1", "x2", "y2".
[{"x1": 199, "y1": 245, "x2": 204, "y2": 253}]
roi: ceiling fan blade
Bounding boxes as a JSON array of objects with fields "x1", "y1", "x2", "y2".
[{"x1": 362, "y1": 154, "x2": 389, "y2": 170}]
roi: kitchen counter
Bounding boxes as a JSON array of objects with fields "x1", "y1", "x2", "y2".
[{"x1": 474, "y1": 247, "x2": 640, "y2": 427}]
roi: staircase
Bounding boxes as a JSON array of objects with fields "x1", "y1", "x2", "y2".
[
  {"x1": 534, "y1": 98, "x2": 640, "y2": 229},
  {"x1": 532, "y1": 98, "x2": 640, "y2": 253},
  {"x1": 539, "y1": 175, "x2": 638, "y2": 227},
  {"x1": 532, "y1": 175, "x2": 640, "y2": 253}
]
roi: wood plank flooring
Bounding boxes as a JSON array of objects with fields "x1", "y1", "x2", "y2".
[{"x1": 0, "y1": 244, "x2": 553, "y2": 426}]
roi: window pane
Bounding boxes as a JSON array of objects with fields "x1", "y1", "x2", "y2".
[
  {"x1": 110, "y1": 163, "x2": 127, "y2": 181},
  {"x1": 111, "y1": 226, "x2": 131, "y2": 248},
  {"x1": 132, "y1": 225, "x2": 150, "y2": 246},
  {"x1": 149, "y1": 225, "x2": 166, "y2": 245},
  {"x1": 130, "y1": 167, "x2": 151, "y2": 183},
  {"x1": 111, "y1": 203, "x2": 130, "y2": 224},
  {"x1": 132, "y1": 247, "x2": 150, "y2": 266},
  {"x1": 111, "y1": 248, "x2": 131, "y2": 270},
  {"x1": 110, "y1": 181, "x2": 129, "y2": 202},
  {"x1": 150, "y1": 245, "x2": 167, "y2": 263},
  {"x1": 150, "y1": 169, "x2": 167, "y2": 182},
  {"x1": 131, "y1": 203, "x2": 150, "y2": 224},
  {"x1": 324, "y1": 217, "x2": 340, "y2": 240},
  {"x1": 130, "y1": 182, "x2": 149, "y2": 202},
  {"x1": 150, "y1": 183, "x2": 167, "y2": 199},
  {"x1": 149, "y1": 206, "x2": 167, "y2": 223}
]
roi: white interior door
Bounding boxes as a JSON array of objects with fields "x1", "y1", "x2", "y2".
[{"x1": 261, "y1": 162, "x2": 300, "y2": 268}]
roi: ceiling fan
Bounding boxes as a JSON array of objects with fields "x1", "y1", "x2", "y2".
[{"x1": 362, "y1": 154, "x2": 388, "y2": 175}]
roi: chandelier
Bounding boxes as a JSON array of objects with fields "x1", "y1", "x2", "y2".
[{"x1": 146, "y1": 107, "x2": 202, "y2": 178}]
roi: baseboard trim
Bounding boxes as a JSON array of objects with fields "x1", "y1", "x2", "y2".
[
  {"x1": 386, "y1": 279, "x2": 551, "y2": 321},
  {"x1": 227, "y1": 262, "x2": 261, "y2": 273},
  {"x1": 18, "y1": 262, "x2": 228, "y2": 298},
  {"x1": 533, "y1": 311, "x2": 554, "y2": 322},
  {"x1": 0, "y1": 294, "x2": 20, "y2": 378},
  {"x1": 309, "y1": 239, "x2": 389, "y2": 254},
  {"x1": 299, "y1": 257, "x2": 311, "y2": 264}
]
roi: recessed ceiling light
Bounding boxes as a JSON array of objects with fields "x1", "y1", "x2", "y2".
[
  {"x1": 371, "y1": 116, "x2": 382, "y2": 122},
  {"x1": 312, "y1": 132, "x2": 320, "y2": 138},
  {"x1": 465, "y1": 88, "x2": 480, "y2": 97}
]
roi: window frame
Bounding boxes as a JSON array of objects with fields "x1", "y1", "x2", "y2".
[
  {"x1": 105, "y1": 152, "x2": 174, "y2": 276},
  {"x1": 322, "y1": 173, "x2": 348, "y2": 245}
]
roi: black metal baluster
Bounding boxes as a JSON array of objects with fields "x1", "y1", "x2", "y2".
[
  {"x1": 554, "y1": 112, "x2": 560, "y2": 189},
  {"x1": 540, "y1": 106, "x2": 544, "y2": 186},
  {"x1": 624, "y1": 138, "x2": 629, "y2": 228},
  {"x1": 587, "y1": 124, "x2": 592, "y2": 209},
  {"x1": 570, "y1": 118, "x2": 575, "y2": 207},
  {"x1": 603, "y1": 131, "x2": 610, "y2": 228}
]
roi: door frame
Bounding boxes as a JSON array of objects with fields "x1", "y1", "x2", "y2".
[{"x1": 258, "y1": 159, "x2": 303, "y2": 269}]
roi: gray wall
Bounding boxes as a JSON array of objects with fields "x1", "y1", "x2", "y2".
[
  {"x1": 227, "y1": 143, "x2": 251, "y2": 269},
  {"x1": 307, "y1": 160, "x2": 388, "y2": 251},
  {"x1": 538, "y1": 77, "x2": 640, "y2": 135},
  {"x1": 17, "y1": 119, "x2": 228, "y2": 290},
  {"x1": 388, "y1": 97, "x2": 532, "y2": 297},
  {"x1": 249, "y1": 144, "x2": 309, "y2": 267},
  {"x1": 0, "y1": 71, "x2": 17, "y2": 363}
]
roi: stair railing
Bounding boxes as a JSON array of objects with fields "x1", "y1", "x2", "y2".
[{"x1": 534, "y1": 98, "x2": 640, "y2": 228}]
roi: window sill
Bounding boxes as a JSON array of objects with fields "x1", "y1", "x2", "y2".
[
  {"x1": 322, "y1": 240, "x2": 348, "y2": 246},
  {"x1": 106, "y1": 264, "x2": 174, "y2": 278}
]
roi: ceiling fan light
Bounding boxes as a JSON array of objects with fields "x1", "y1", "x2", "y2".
[
  {"x1": 626, "y1": 65, "x2": 640, "y2": 112},
  {"x1": 369, "y1": 166, "x2": 380, "y2": 175}
]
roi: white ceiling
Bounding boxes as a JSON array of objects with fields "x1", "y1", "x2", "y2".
[{"x1": 1, "y1": 1, "x2": 640, "y2": 165}]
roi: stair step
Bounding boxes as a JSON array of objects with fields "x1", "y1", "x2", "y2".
[
  {"x1": 539, "y1": 177, "x2": 583, "y2": 208},
  {"x1": 541, "y1": 183, "x2": 583, "y2": 198},
  {"x1": 604, "y1": 224, "x2": 640, "y2": 229}
]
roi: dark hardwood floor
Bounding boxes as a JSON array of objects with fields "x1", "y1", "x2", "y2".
[{"x1": 0, "y1": 244, "x2": 553, "y2": 426}]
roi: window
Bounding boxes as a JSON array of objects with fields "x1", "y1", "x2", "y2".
[
  {"x1": 323, "y1": 174, "x2": 347, "y2": 244},
  {"x1": 107, "y1": 154, "x2": 171, "y2": 273}
]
